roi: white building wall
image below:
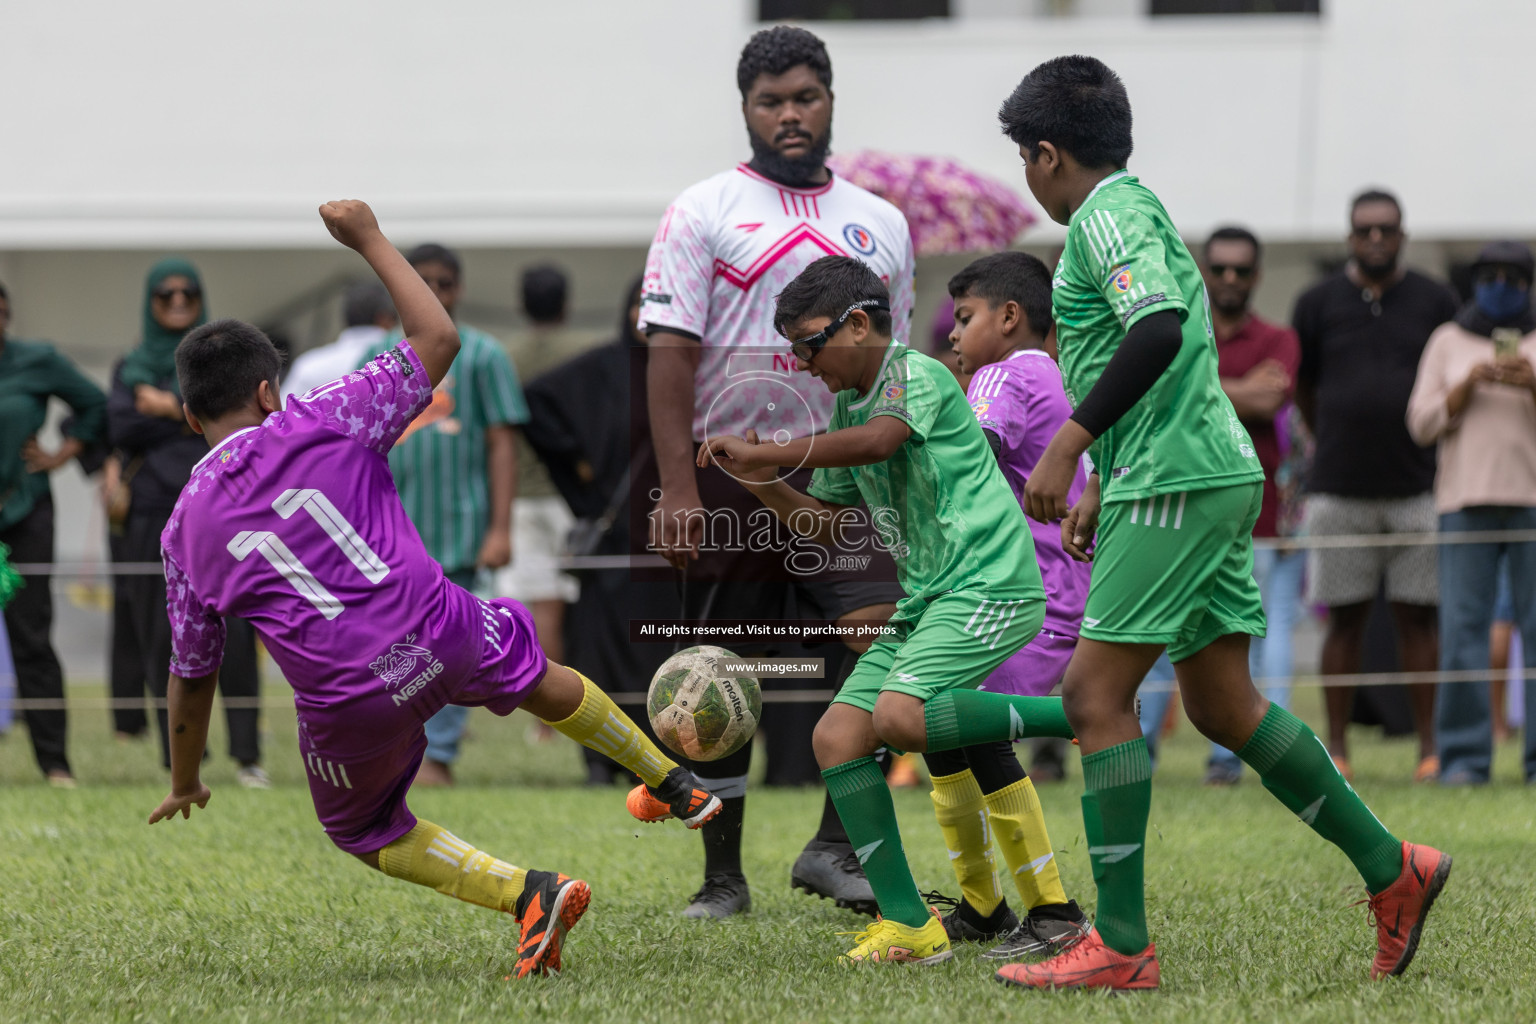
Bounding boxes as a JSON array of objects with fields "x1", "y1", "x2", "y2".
[{"x1": 3, "y1": 0, "x2": 1533, "y2": 249}]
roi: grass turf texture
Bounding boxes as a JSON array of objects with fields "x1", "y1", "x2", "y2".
[{"x1": 2, "y1": 683, "x2": 1533, "y2": 1023}]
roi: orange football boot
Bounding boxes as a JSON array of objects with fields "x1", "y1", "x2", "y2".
[
  {"x1": 995, "y1": 929, "x2": 1158, "y2": 991},
  {"x1": 509, "y1": 871, "x2": 591, "y2": 979},
  {"x1": 1364, "y1": 841, "x2": 1452, "y2": 979},
  {"x1": 626, "y1": 766, "x2": 722, "y2": 828}
]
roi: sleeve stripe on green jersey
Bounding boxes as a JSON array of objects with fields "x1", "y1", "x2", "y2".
[{"x1": 1081, "y1": 210, "x2": 1129, "y2": 276}]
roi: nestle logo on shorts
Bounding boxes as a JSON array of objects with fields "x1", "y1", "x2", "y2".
[{"x1": 370, "y1": 633, "x2": 446, "y2": 705}]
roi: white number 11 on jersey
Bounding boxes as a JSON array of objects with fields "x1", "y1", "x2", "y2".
[{"x1": 227, "y1": 488, "x2": 389, "y2": 620}]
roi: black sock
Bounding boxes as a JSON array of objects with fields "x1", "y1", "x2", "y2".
[
  {"x1": 1029, "y1": 898, "x2": 1084, "y2": 922},
  {"x1": 813, "y1": 790, "x2": 850, "y2": 845},
  {"x1": 965, "y1": 740, "x2": 1028, "y2": 795},
  {"x1": 701, "y1": 796, "x2": 746, "y2": 877}
]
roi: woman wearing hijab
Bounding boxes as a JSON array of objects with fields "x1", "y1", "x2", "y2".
[
  {"x1": 106, "y1": 259, "x2": 268, "y2": 787},
  {"x1": 521, "y1": 276, "x2": 680, "y2": 784},
  {"x1": 0, "y1": 279, "x2": 107, "y2": 786}
]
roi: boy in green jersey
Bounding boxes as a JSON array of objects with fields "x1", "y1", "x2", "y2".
[
  {"x1": 989, "y1": 55, "x2": 1450, "y2": 992},
  {"x1": 698, "y1": 256, "x2": 1077, "y2": 964}
]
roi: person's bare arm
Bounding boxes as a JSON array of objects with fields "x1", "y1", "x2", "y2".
[
  {"x1": 747, "y1": 480, "x2": 855, "y2": 547},
  {"x1": 479, "y1": 424, "x2": 516, "y2": 569},
  {"x1": 147, "y1": 671, "x2": 218, "y2": 823},
  {"x1": 319, "y1": 200, "x2": 458, "y2": 388},
  {"x1": 1222, "y1": 360, "x2": 1291, "y2": 420},
  {"x1": 699, "y1": 417, "x2": 911, "y2": 474},
  {"x1": 647, "y1": 330, "x2": 704, "y2": 567}
]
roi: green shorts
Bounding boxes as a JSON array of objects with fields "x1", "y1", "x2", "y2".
[
  {"x1": 1082, "y1": 481, "x2": 1266, "y2": 662},
  {"x1": 833, "y1": 589, "x2": 1045, "y2": 713}
]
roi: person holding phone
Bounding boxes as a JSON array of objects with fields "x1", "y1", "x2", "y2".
[{"x1": 1408, "y1": 240, "x2": 1536, "y2": 786}]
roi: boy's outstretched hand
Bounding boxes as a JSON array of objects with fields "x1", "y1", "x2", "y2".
[
  {"x1": 319, "y1": 199, "x2": 383, "y2": 251},
  {"x1": 149, "y1": 784, "x2": 212, "y2": 824},
  {"x1": 698, "y1": 430, "x2": 779, "y2": 484}
]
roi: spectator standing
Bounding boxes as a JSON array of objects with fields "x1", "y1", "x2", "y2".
[
  {"x1": 641, "y1": 27, "x2": 914, "y2": 919},
  {"x1": 359, "y1": 244, "x2": 527, "y2": 787},
  {"x1": 0, "y1": 280, "x2": 106, "y2": 785},
  {"x1": 107, "y1": 259, "x2": 268, "y2": 786},
  {"x1": 1407, "y1": 240, "x2": 1536, "y2": 785},
  {"x1": 495, "y1": 266, "x2": 583, "y2": 669},
  {"x1": 281, "y1": 281, "x2": 396, "y2": 401},
  {"x1": 1293, "y1": 190, "x2": 1457, "y2": 782},
  {"x1": 521, "y1": 276, "x2": 681, "y2": 783}
]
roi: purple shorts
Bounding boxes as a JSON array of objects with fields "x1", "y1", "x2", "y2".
[
  {"x1": 301, "y1": 597, "x2": 548, "y2": 854},
  {"x1": 977, "y1": 628, "x2": 1076, "y2": 697}
]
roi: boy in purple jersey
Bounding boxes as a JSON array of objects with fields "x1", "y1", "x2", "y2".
[
  {"x1": 147, "y1": 201, "x2": 721, "y2": 980},
  {"x1": 920, "y1": 252, "x2": 1095, "y2": 960}
]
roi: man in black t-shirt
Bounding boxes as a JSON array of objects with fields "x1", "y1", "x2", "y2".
[{"x1": 1293, "y1": 188, "x2": 1457, "y2": 783}]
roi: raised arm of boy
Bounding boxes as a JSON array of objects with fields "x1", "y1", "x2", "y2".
[{"x1": 318, "y1": 200, "x2": 460, "y2": 389}]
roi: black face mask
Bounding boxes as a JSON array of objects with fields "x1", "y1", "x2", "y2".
[{"x1": 747, "y1": 125, "x2": 832, "y2": 188}]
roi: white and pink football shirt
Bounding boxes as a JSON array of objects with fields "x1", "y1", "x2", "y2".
[{"x1": 639, "y1": 163, "x2": 915, "y2": 442}]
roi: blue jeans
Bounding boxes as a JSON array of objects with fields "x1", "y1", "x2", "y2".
[
  {"x1": 1435, "y1": 506, "x2": 1536, "y2": 783},
  {"x1": 1138, "y1": 545, "x2": 1304, "y2": 769},
  {"x1": 423, "y1": 568, "x2": 480, "y2": 766}
]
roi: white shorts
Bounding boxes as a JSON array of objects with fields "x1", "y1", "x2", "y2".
[
  {"x1": 493, "y1": 496, "x2": 580, "y2": 604},
  {"x1": 1303, "y1": 493, "x2": 1438, "y2": 608}
]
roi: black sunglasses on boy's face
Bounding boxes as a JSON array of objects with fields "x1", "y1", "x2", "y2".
[{"x1": 787, "y1": 299, "x2": 889, "y2": 362}]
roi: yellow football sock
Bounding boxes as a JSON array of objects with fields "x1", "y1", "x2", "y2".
[
  {"x1": 543, "y1": 671, "x2": 676, "y2": 787},
  {"x1": 930, "y1": 769, "x2": 1002, "y2": 917},
  {"x1": 377, "y1": 820, "x2": 527, "y2": 913},
  {"x1": 986, "y1": 777, "x2": 1068, "y2": 910}
]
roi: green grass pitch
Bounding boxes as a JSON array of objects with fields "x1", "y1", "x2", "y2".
[{"x1": 2, "y1": 683, "x2": 1533, "y2": 1023}]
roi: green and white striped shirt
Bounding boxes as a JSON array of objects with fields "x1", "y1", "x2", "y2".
[{"x1": 359, "y1": 324, "x2": 528, "y2": 572}]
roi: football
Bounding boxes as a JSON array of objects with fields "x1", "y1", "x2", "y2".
[{"x1": 646, "y1": 645, "x2": 762, "y2": 761}]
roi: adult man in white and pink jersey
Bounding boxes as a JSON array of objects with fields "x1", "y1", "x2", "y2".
[{"x1": 639, "y1": 26, "x2": 915, "y2": 919}]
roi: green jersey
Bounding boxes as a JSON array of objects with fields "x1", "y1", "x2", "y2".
[
  {"x1": 807, "y1": 342, "x2": 1042, "y2": 623},
  {"x1": 359, "y1": 324, "x2": 528, "y2": 572},
  {"x1": 1053, "y1": 170, "x2": 1262, "y2": 504}
]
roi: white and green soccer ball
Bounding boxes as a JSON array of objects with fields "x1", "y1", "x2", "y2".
[{"x1": 647, "y1": 645, "x2": 762, "y2": 762}]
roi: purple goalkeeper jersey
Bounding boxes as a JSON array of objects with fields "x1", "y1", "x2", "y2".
[
  {"x1": 161, "y1": 343, "x2": 497, "y2": 758},
  {"x1": 967, "y1": 349, "x2": 1091, "y2": 637}
]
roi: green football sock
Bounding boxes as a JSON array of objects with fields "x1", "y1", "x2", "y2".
[
  {"x1": 1236, "y1": 703, "x2": 1402, "y2": 893},
  {"x1": 822, "y1": 757, "x2": 929, "y2": 928},
  {"x1": 923, "y1": 689, "x2": 1075, "y2": 751},
  {"x1": 1081, "y1": 738, "x2": 1152, "y2": 955}
]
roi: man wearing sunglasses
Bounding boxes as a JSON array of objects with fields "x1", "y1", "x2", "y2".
[
  {"x1": 639, "y1": 26, "x2": 915, "y2": 920},
  {"x1": 1293, "y1": 189, "x2": 1459, "y2": 783}
]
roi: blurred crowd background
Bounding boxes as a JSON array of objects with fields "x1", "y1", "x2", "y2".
[{"x1": 1, "y1": 1, "x2": 1532, "y2": 789}]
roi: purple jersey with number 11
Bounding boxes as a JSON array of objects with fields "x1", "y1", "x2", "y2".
[{"x1": 161, "y1": 343, "x2": 546, "y2": 764}]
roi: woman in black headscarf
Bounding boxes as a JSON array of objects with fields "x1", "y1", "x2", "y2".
[
  {"x1": 522, "y1": 275, "x2": 679, "y2": 783},
  {"x1": 106, "y1": 259, "x2": 267, "y2": 785}
]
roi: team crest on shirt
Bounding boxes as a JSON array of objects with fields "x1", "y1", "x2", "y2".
[
  {"x1": 971, "y1": 400, "x2": 991, "y2": 417},
  {"x1": 1111, "y1": 264, "x2": 1133, "y2": 292},
  {"x1": 843, "y1": 223, "x2": 878, "y2": 256},
  {"x1": 883, "y1": 383, "x2": 906, "y2": 401}
]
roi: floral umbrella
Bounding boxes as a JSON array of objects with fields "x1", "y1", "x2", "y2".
[{"x1": 828, "y1": 151, "x2": 1037, "y2": 256}]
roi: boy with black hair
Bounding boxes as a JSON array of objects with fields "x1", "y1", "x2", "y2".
[
  {"x1": 699, "y1": 254, "x2": 1078, "y2": 964},
  {"x1": 990, "y1": 55, "x2": 1450, "y2": 991},
  {"x1": 149, "y1": 200, "x2": 721, "y2": 979},
  {"x1": 922, "y1": 251, "x2": 1093, "y2": 960}
]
